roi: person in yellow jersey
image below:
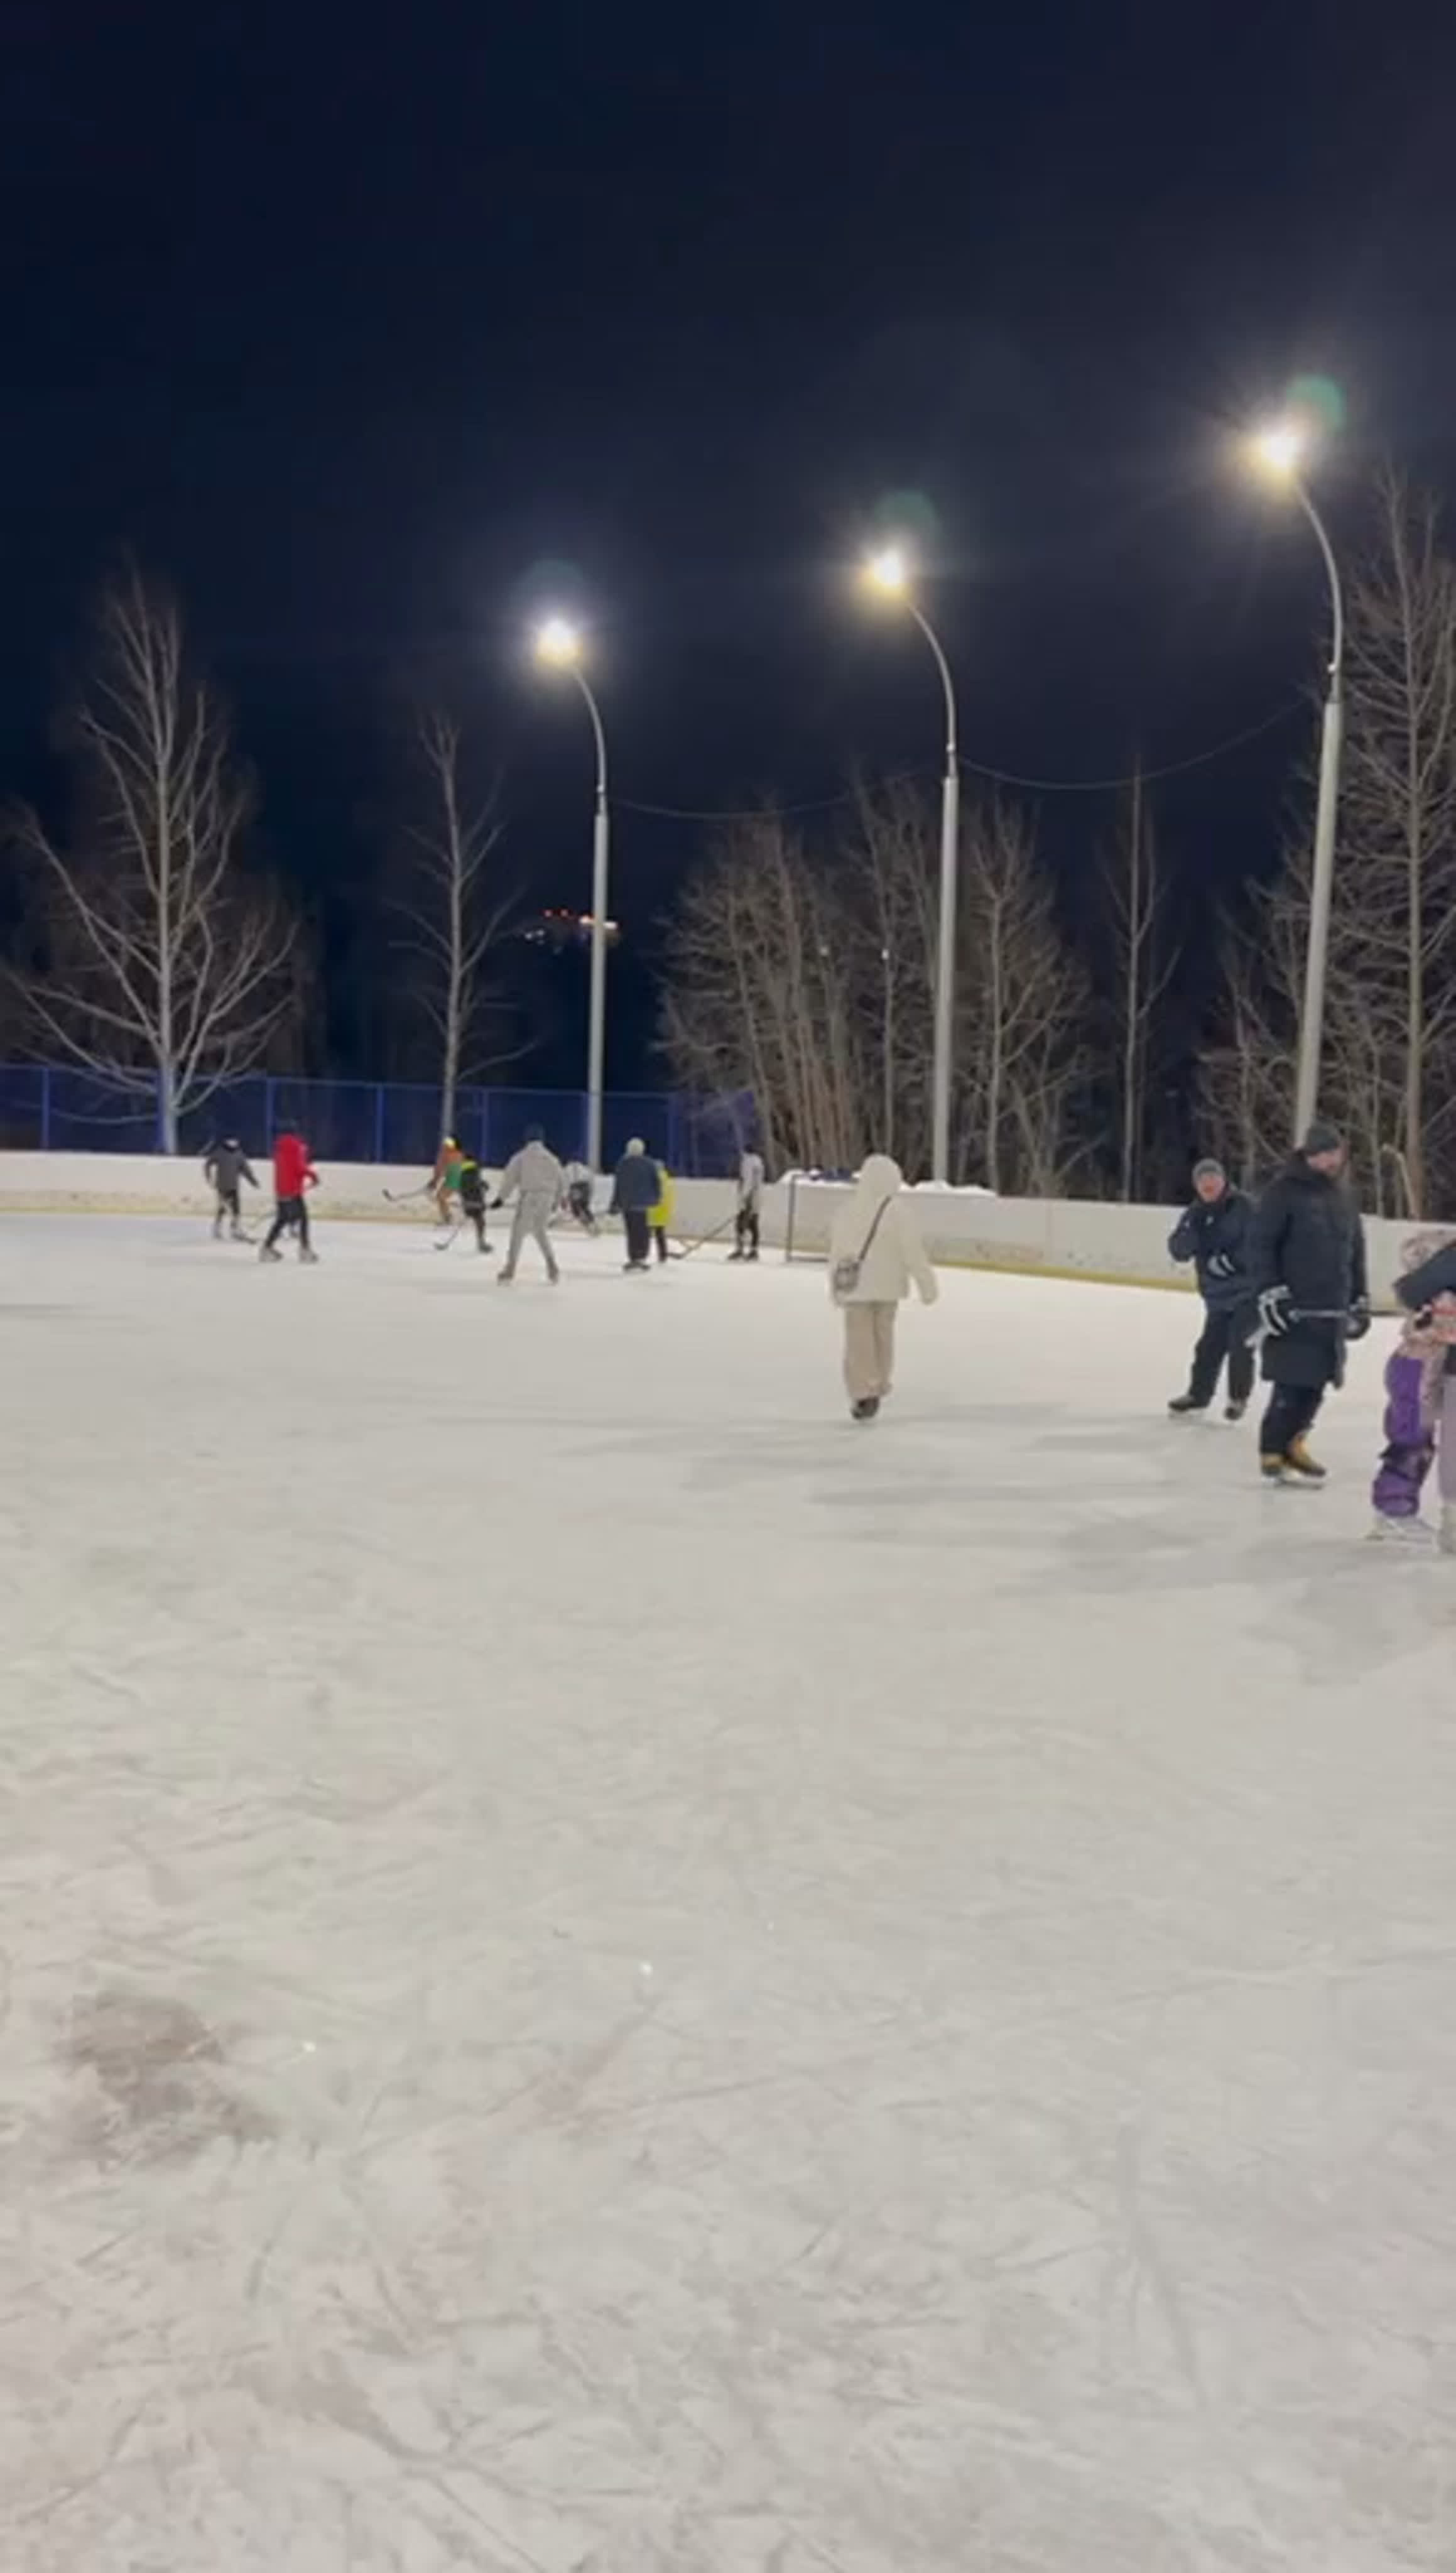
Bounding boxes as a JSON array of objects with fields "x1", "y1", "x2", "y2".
[{"x1": 648, "y1": 1158, "x2": 675, "y2": 1265}]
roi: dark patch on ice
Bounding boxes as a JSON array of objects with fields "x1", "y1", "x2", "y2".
[{"x1": 63, "y1": 1987, "x2": 274, "y2": 2161}]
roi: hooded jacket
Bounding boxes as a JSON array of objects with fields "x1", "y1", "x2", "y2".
[
  {"x1": 828, "y1": 1156, "x2": 938, "y2": 1306},
  {"x1": 498, "y1": 1141, "x2": 564, "y2": 1209},
  {"x1": 1249, "y1": 1155, "x2": 1367, "y2": 1389},
  {"x1": 204, "y1": 1142, "x2": 256, "y2": 1194},
  {"x1": 612, "y1": 1142, "x2": 662, "y2": 1215},
  {"x1": 1396, "y1": 1231, "x2": 1456, "y2": 1380},
  {"x1": 273, "y1": 1134, "x2": 316, "y2": 1199}
]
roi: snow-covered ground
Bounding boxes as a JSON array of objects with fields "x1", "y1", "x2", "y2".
[{"x1": 3, "y1": 1212, "x2": 1453, "y2": 2573}]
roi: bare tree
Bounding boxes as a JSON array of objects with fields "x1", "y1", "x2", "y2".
[
  {"x1": 1339, "y1": 470, "x2": 1456, "y2": 1212},
  {"x1": 6, "y1": 567, "x2": 295, "y2": 1150},
  {"x1": 1198, "y1": 473, "x2": 1456, "y2": 1219},
  {"x1": 957, "y1": 797, "x2": 1091, "y2": 1195},
  {"x1": 389, "y1": 710, "x2": 522, "y2": 1141},
  {"x1": 661, "y1": 810, "x2": 868, "y2": 1173},
  {"x1": 846, "y1": 780, "x2": 937, "y2": 1169},
  {"x1": 1102, "y1": 761, "x2": 1174, "y2": 1200}
]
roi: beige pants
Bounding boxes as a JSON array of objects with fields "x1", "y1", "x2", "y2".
[{"x1": 842, "y1": 1301, "x2": 898, "y2": 1402}]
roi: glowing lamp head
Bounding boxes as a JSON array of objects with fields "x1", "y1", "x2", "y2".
[
  {"x1": 863, "y1": 544, "x2": 910, "y2": 598},
  {"x1": 1249, "y1": 421, "x2": 1309, "y2": 482},
  {"x1": 534, "y1": 615, "x2": 583, "y2": 668}
]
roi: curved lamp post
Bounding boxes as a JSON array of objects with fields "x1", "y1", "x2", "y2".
[
  {"x1": 534, "y1": 617, "x2": 611, "y2": 1172},
  {"x1": 1249, "y1": 424, "x2": 1345, "y2": 1143},
  {"x1": 862, "y1": 547, "x2": 960, "y2": 1185}
]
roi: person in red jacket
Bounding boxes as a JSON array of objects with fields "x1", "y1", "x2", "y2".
[{"x1": 260, "y1": 1124, "x2": 320, "y2": 1264}]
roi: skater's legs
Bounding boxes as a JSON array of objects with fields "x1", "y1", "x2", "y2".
[
  {"x1": 1261, "y1": 1381, "x2": 1322, "y2": 1459},
  {"x1": 528, "y1": 1208, "x2": 560, "y2": 1280},
  {"x1": 623, "y1": 1208, "x2": 650, "y2": 1267},
  {"x1": 1226, "y1": 1307, "x2": 1256, "y2": 1406},
  {"x1": 1187, "y1": 1307, "x2": 1232, "y2": 1406},
  {"x1": 653, "y1": 1223, "x2": 669, "y2": 1263},
  {"x1": 1439, "y1": 1377, "x2": 1456, "y2": 1505},
  {"x1": 503, "y1": 1202, "x2": 529, "y2": 1278},
  {"x1": 843, "y1": 1302, "x2": 896, "y2": 1403},
  {"x1": 296, "y1": 1195, "x2": 311, "y2": 1256},
  {"x1": 263, "y1": 1199, "x2": 290, "y2": 1253},
  {"x1": 1372, "y1": 1352, "x2": 1436, "y2": 1518}
]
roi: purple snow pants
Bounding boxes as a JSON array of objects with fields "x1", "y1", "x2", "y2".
[{"x1": 1372, "y1": 1354, "x2": 1455, "y2": 1517}]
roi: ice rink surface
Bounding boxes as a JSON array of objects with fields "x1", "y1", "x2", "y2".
[{"x1": 3, "y1": 1210, "x2": 1455, "y2": 2573}]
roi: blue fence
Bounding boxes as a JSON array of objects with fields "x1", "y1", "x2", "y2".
[{"x1": 0, "y1": 1067, "x2": 756, "y2": 1178}]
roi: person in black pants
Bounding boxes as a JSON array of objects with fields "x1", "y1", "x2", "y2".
[
  {"x1": 1166, "y1": 1158, "x2": 1255, "y2": 1421},
  {"x1": 611, "y1": 1138, "x2": 661, "y2": 1271},
  {"x1": 1248, "y1": 1122, "x2": 1369, "y2": 1483}
]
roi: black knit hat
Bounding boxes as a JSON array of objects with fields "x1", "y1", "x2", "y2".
[{"x1": 1301, "y1": 1119, "x2": 1345, "y2": 1158}]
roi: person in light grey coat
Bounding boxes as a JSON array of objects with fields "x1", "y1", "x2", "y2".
[{"x1": 494, "y1": 1128, "x2": 563, "y2": 1282}]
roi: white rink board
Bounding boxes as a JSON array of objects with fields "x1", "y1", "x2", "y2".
[
  {"x1": 0, "y1": 1151, "x2": 1430, "y2": 1302},
  {"x1": 2, "y1": 1214, "x2": 1453, "y2": 2572}
]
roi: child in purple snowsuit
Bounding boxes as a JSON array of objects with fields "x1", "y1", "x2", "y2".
[{"x1": 1371, "y1": 1229, "x2": 1456, "y2": 1545}]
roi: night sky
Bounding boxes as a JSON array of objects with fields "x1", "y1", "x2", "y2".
[{"x1": 6, "y1": 1, "x2": 1456, "y2": 1086}]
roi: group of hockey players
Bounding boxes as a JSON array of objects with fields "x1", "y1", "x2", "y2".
[
  {"x1": 1163, "y1": 1121, "x2": 1456, "y2": 1545},
  {"x1": 209, "y1": 1112, "x2": 1456, "y2": 1541},
  {"x1": 202, "y1": 1123, "x2": 766, "y2": 1283}
]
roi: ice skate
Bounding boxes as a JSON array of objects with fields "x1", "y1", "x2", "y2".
[
  {"x1": 259, "y1": 1243, "x2": 283, "y2": 1264},
  {"x1": 300, "y1": 1246, "x2": 319, "y2": 1265},
  {"x1": 1368, "y1": 1513, "x2": 1431, "y2": 1545},
  {"x1": 1167, "y1": 1393, "x2": 1206, "y2": 1416},
  {"x1": 850, "y1": 1396, "x2": 880, "y2": 1422},
  {"x1": 1224, "y1": 1398, "x2": 1247, "y2": 1423},
  {"x1": 1283, "y1": 1435, "x2": 1327, "y2": 1482},
  {"x1": 1259, "y1": 1454, "x2": 1291, "y2": 1486}
]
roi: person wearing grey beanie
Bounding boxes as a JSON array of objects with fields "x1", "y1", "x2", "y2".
[{"x1": 1166, "y1": 1158, "x2": 1255, "y2": 1420}]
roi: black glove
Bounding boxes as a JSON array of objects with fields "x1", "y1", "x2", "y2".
[
  {"x1": 1345, "y1": 1296, "x2": 1372, "y2": 1342},
  {"x1": 489, "y1": 1196, "x2": 504, "y2": 1210},
  {"x1": 1257, "y1": 1283, "x2": 1291, "y2": 1338}
]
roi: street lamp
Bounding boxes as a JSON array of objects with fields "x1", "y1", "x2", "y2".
[
  {"x1": 861, "y1": 547, "x2": 960, "y2": 1185},
  {"x1": 1248, "y1": 419, "x2": 1345, "y2": 1142},
  {"x1": 533, "y1": 617, "x2": 611, "y2": 1172}
]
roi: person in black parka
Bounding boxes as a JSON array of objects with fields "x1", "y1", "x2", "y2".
[
  {"x1": 1166, "y1": 1158, "x2": 1255, "y2": 1420},
  {"x1": 1248, "y1": 1121, "x2": 1370, "y2": 1482}
]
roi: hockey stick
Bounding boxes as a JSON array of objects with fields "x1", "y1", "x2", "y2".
[
  {"x1": 1246, "y1": 1303, "x2": 1355, "y2": 1354},
  {"x1": 668, "y1": 1210, "x2": 740, "y2": 1261},
  {"x1": 383, "y1": 1182, "x2": 437, "y2": 1206}
]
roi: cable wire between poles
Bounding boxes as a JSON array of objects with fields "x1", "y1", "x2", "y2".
[{"x1": 611, "y1": 698, "x2": 1306, "y2": 823}]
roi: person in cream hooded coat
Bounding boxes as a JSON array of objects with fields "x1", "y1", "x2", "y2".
[{"x1": 829, "y1": 1155, "x2": 938, "y2": 1418}]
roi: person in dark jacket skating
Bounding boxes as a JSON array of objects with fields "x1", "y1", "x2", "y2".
[
  {"x1": 203, "y1": 1136, "x2": 258, "y2": 1241},
  {"x1": 611, "y1": 1138, "x2": 661, "y2": 1271},
  {"x1": 1166, "y1": 1158, "x2": 1254, "y2": 1420},
  {"x1": 1248, "y1": 1121, "x2": 1369, "y2": 1482}
]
